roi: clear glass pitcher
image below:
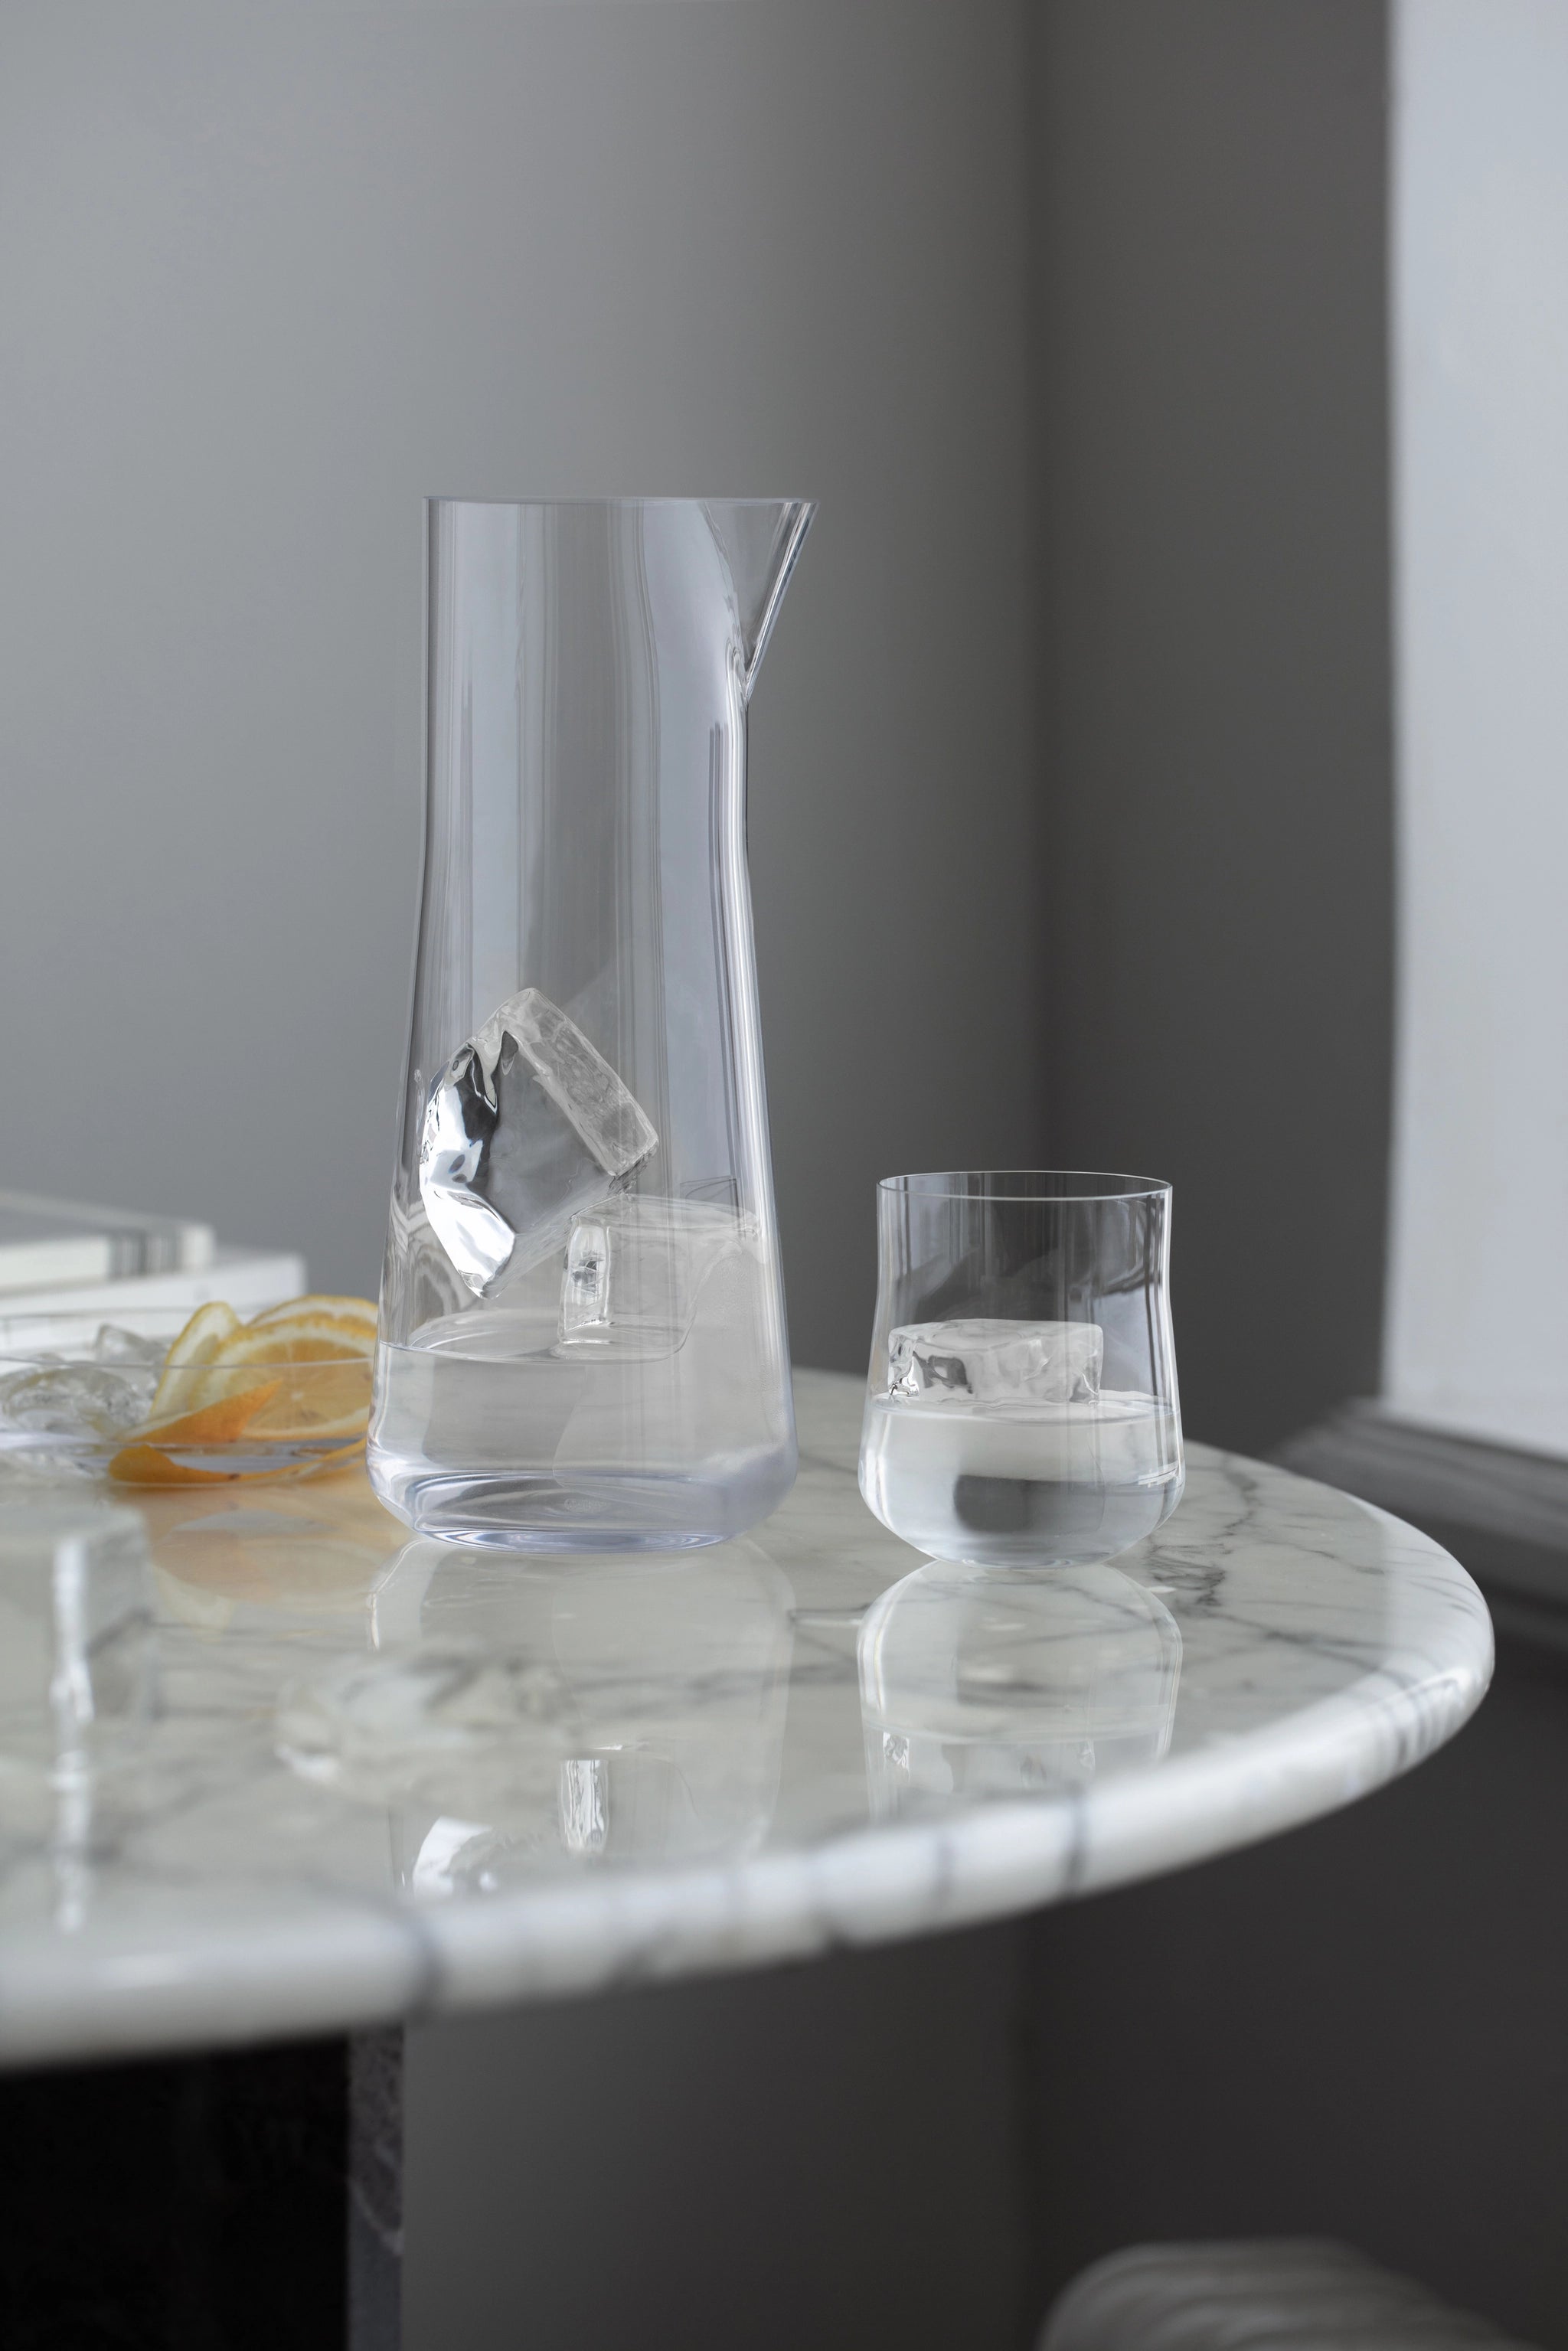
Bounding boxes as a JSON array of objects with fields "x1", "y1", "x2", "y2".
[{"x1": 369, "y1": 497, "x2": 814, "y2": 1549}]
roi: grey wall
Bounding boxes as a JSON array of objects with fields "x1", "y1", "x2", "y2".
[
  {"x1": 0, "y1": 0, "x2": 1042, "y2": 1370},
  {"x1": 1033, "y1": 0, "x2": 1393, "y2": 1457}
]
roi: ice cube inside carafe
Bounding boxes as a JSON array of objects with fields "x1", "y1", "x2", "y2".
[
  {"x1": 558, "y1": 1196, "x2": 755, "y2": 1359},
  {"x1": 418, "y1": 988, "x2": 658, "y2": 1299}
]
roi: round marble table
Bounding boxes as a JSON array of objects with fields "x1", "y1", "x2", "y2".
[
  {"x1": 0, "y1": 1369, "x2": 1492, "y2": 2068},
  {"x1": 0, "y1": 1368, "x2": 1493, "y2": 2348}
]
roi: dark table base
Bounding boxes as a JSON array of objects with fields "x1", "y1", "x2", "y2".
[{"x1": 0, "y1": 2029, "x2": 403, "y2": 2349}]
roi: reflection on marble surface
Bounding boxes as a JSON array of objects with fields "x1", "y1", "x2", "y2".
[
  {"x1": 0, "y1": 1507, "x2": 155, "y2": 1784},
  {"x1": 277, "y1": 1540, "x2": 793, "y2": 1887},
  {"x1": 0, "y1": 1507, "x2": 157, "y2": 1933},
  {"x1": 0, "y1": 1370, "x2": 1492, "y2": 2065},
  {"x1": 860, "y1": 1564, "x2": 1180, "y2": 1815}
]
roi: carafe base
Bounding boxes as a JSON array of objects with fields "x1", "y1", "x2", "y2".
[{"x1": 366, "y1": 1451, "x2": 797, "y2": 1553}]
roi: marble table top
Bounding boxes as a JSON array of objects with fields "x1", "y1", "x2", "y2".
[{"x1": 0, "y1": 1370, "x2": 1491, "y2": 2068}]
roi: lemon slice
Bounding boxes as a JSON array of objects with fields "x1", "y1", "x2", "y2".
[{"x1": 146, "y1": 1300, "x2": 243, "y2": 1422}]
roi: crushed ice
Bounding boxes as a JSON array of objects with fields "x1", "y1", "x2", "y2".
[{"x1": 0, "y1": 1326, "x2": 165, "y2": 1445}]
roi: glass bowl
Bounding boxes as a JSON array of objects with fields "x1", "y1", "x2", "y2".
[{"x1": 0, "y1": 1304, "x2": 374, "y2": 1486}]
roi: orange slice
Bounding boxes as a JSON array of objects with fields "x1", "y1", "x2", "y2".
[
  {"x1": 201, "y1": 1306, "x2": 377, "y2": 1443},
  {"x1": 109, "y1": 1435, "x2": 364, "y2": 1487},
  {"x1": 116, "y1": 1294, "x2": 381, "y2": 1473},
  {"x1": 107, "y1": 1380, "x2": 281, "y2": 1482},
  {"x1": 212, "y1": 1312, "x2": 377, "y2": 1363},
  {"x1": 146, "y1": 1300, "x2": 243, "y2": 1422},
  {"x1": 243, "y1": 1357, "x2": 373, "y2": 1442},
  {"x1": 247, "y1": 1295, "x2": 377, "y2": 1334},
  {"x1": 137, "y1": 1380, "x2": 283, "y2": 1448},
  {"x1": 109, "y1": 1445, "x2": 245, "y2": 1487}
]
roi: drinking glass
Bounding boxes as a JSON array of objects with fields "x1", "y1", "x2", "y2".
[{"x1": 858, "y1": 1172, "x2": 1184, "y2": 1567}]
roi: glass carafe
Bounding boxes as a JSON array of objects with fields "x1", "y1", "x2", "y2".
[{"x1": 369, "y1": 498, "x2": 813, "y2": 1549}]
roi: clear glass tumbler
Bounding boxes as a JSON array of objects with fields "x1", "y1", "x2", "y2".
[
  {"x1": 369, "y1": 498, "x2": 812, "y2": 1549},
  {"x1": 858, "y1": 1172, "x2": 1184, "y2": 1567}
]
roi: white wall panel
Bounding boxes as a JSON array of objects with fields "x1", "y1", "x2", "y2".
[{"x1": 1387, "y1": 0, "x2": 1568, "y2": 1451}]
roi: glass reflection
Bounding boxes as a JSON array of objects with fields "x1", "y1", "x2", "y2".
[
  {"x1": 0, "y1": 1507, "x2": 155, "y2": 1930},
  {"x1": 276, "y1": 1538, "x2": 794, "y2": 1892},
  {"x1": 858, "y1": 1559, "x2": 1181, "y2": 1817}
]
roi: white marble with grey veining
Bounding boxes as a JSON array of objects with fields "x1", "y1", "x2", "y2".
[{"x1": 0, "y1": 1370, "x2": 1491, "y2": 2065}]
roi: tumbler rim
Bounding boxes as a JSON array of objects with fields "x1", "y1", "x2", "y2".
[
  {"x1": 877, "y1": 1169, "x2": 1171, "y2": 1203},
  {"x1": 425, "y1": 494, "x2": 814, "y2": 513}
]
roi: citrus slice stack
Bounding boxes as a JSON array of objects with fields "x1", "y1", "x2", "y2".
[{"x1": 109, "y1": 1295, "x2": 378, "y2": 1485}]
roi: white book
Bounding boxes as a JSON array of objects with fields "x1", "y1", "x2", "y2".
[
  {"x1": 0, "y1": 1246, "x2": 311, "y2": 1341},
  {"x1": 0, "y1": 1192, "x2": 216, "y2": 1295}
]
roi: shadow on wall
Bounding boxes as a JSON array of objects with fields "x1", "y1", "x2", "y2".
[
  {"x1": 405, "y1": 1923, "x2": 1034, "y2": 2351},
  {"x1": 1024, "y1": 1628, "x2": 1568, "y2": 2351},
  {"x1": 1032, "y1": 0, "x2": 1393, "y2": 1458}
]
